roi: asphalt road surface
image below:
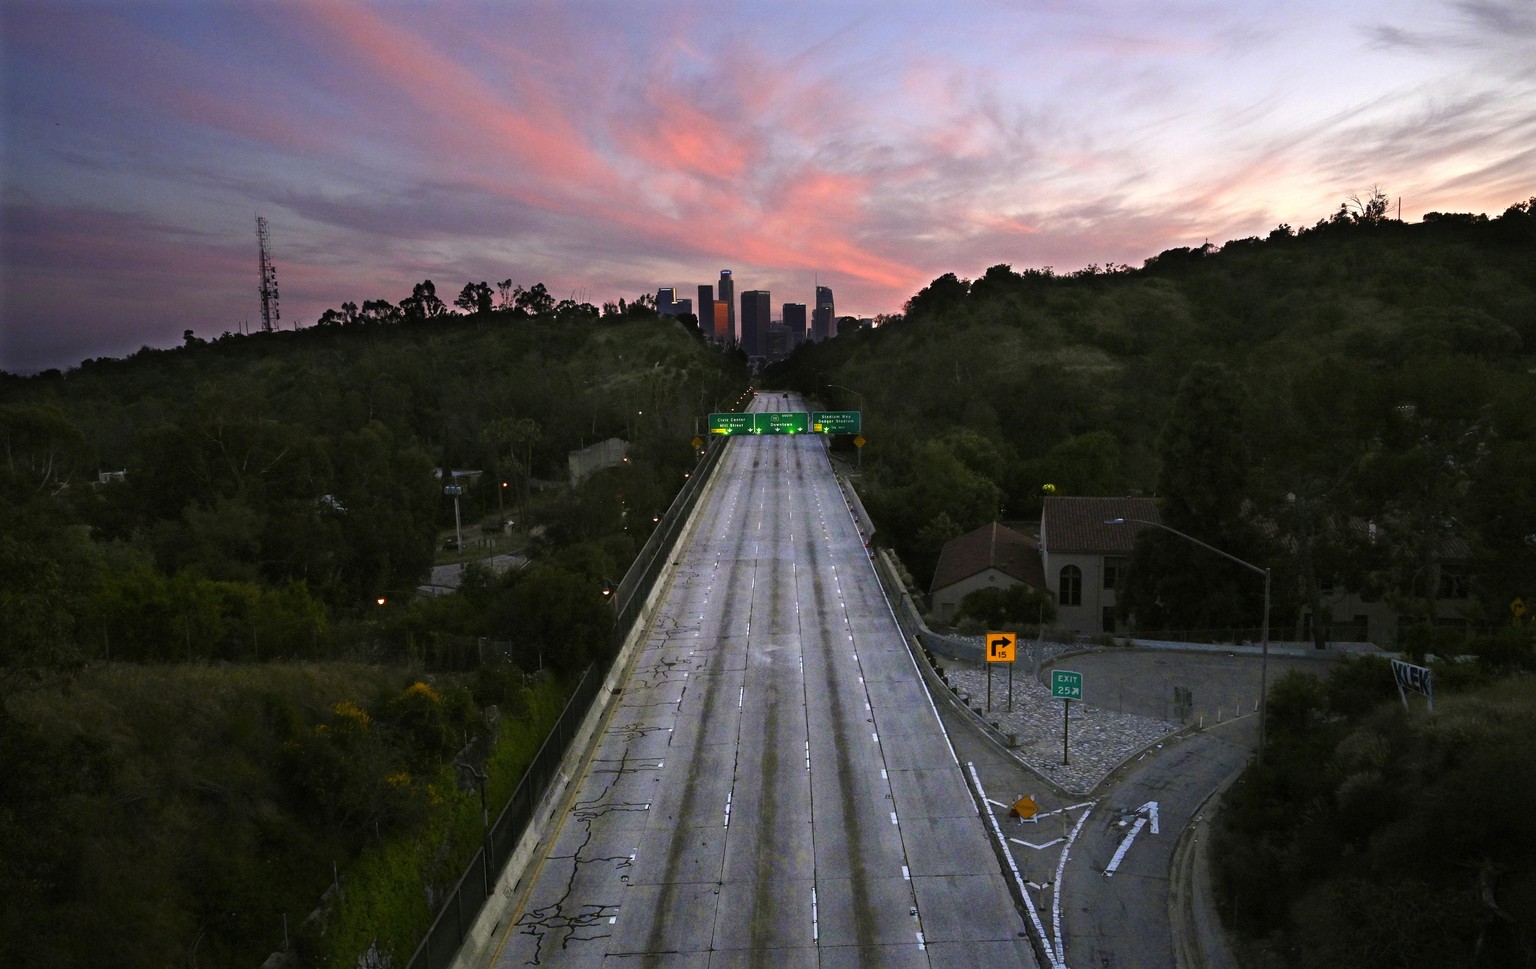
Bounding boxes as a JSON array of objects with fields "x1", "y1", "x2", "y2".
[{"x1": 484, "y1": 393, "x2": 1037, "y2": 969}]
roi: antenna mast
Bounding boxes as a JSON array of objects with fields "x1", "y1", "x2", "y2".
[{"x1": 256, "y1": 215, "x2": 280, "y2": 332}]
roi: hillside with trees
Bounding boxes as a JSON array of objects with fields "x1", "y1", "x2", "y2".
[
  {"x1": 770, "y1": 195, "x2": 1536, "y2": 646},
  {"x1": 767, "y1": 194, "x2": 1536, "y2": 967},
  {"x1": 0, "y1": 299, "x2": 748, "y2": 968}
]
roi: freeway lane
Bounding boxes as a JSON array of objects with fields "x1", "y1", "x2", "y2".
[{"x1": 486, "y1": 394, "x2": 1036, "y2": 968}]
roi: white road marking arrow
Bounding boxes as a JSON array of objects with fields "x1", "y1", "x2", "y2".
[{"x1": 1103, "y1": 801, "x2": 1159, "y2": 876}]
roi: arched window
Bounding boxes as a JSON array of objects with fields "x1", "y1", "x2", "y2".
[{"x1": 1059, "y1": 565, "x2": 1082, "y2": 607}]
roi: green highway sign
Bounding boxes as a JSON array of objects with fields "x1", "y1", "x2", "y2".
[
  {"x1": 812, "y1": 410, "x2": 862, "y2": 434},
  {"x1": 1051, "y1": 670, "x2": 1083, "y2": 700},
  {"x1": 707, "y1": 412, "x2": 813, "y2": 434},
  {"x1": 757, "y1": 411, "x2": 809, "y2": 434},
  {"x1": 708, "y1": 412, "x2": 752, "y2": 434}
]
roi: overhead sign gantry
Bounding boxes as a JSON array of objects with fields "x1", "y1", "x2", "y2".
[{"x1": 707, "y1": 411, "x2": 860, "y2": 436}]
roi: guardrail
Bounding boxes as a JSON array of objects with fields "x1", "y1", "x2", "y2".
[
  {"x1": 404, "y1": 663, "x2": 602, "y2": 969},
  {"x1": 403, "y1": 438, "x2": 727, "y2": 969}
]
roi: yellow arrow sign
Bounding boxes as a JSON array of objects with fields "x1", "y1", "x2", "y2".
[{"x1": 987, "y1": 632, "x2": 1016, "y2": 663}]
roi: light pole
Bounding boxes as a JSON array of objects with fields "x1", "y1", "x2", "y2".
[
  {"x1": 444, "y1": 478, "x2": 464, "y2": 551},
  {"x1": 1106, "y1": 517, "x2": 1272, "y2": 766}
]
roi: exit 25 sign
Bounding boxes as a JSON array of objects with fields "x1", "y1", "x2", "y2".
[{"x1": 1051, "y1": 670, "x2": 1083, "y2": 700}]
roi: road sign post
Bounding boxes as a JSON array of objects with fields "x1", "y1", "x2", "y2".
[
  {"x1": 987, "y1": 633, "x2": 1016, "y2": 712},
  {"x1": 1051, "y1": 670, "x2": 1083, "y2": 765}
]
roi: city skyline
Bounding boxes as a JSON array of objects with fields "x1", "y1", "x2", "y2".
[{"x1": 2, "y1": 1, "x2": 1533, "y2": 372}]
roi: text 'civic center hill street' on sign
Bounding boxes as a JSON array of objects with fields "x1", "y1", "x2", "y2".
[
  {"x1": 708, "y1": 412, "x2": 752, "y2": 434},
  {"x1": 706, "y1": 412, "x2": 835, "y2": 435}
]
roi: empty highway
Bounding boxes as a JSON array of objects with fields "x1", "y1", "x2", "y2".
[{"x1": 485, "y1": 393, "x2": 1037, "y2": 968}]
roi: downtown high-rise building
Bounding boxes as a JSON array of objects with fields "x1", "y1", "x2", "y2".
[
  {"x1": 711, "y1": 300, "x2": 731, "y2": 344},
  {"x1": 812, "y1": 284, "x2": 835, "y2": 342},
  {"x1": 782, "y1": 302, "x2": 807, "y2": 348},
  {"x1": 718, "y1": 270, "x2": 736, "y2": 344},
  {"x1": 741, "y1": 290, "x2": 770, "y2": 359},
  {"x1": 697, "y1": 284, "x2": 713, "y2": 328},
  {"x1": 656, "y1": 287, "x2": 676, "y2": 316}
]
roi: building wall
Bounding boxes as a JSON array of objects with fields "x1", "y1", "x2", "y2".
[
  {"x1": 783, "y1": 302, "x2": 807, "y2": 347},
  {"x1": 1041, "y1": 550, "x2": 1118, "y2": 635},
  {"x1": 567, "y1": 438, "x2": 628, "y2": 485},
  {"x1": 712, "y1": 300, "x2": 731, "y2": 343},
  {"x1": 741, "y1": 289, "x2": 770, "y2": 358},
  {"x1": 1300, "y1": 590, "x2": 1475, "y2": 645},
  {"x1": 931, "y1": 568, "x2": 1016, "y2": 623},
  {"x1": 813, "y1": 285, "x2": 834, "y2": 342},
  {"x1": 718, "y1": 270, "x2": 736, "y2": 343}
]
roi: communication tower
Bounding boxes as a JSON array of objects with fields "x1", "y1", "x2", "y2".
[{"x1": 256, "y1": 215, "x2": 280, "y2": 332}]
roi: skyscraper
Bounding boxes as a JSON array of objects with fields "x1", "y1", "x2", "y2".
[
  {"x1": 712, "y1": 300, "x2": 731, "y2": 344},
  {"x1": 656, "y1": 287, "x2": 676, "y2": 316},
  {"x1": 741, "y1": 290, "x2": 770, "y2": 358},
  {"x1": 812, "y1": 284, "x2": 835, "y2": 342},
  {"x1": 718, "y1": 270, "x2": 736, "y2": 344},
  {"x1": 697, "y1": 283, "x2": 713, "y2": 326},
  {"x1": 782, "y1": 302, "x2": 807, "y2": 350}
]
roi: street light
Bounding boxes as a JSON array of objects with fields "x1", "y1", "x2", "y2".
[{"x1": 1105, "y1": 517, "x2": 1272, "y2": 766}]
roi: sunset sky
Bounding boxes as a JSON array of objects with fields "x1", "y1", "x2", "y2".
[{"x1": 2, "y1": 0, "x2": 1533, "y2": 373}]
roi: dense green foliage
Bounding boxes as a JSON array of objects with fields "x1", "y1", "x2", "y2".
[
  {"x1": 1212, "y1": 644, "x2": 1536, "y2": 967},
  {"x1": 769, "y1": 199, "x2": 1536, "y2": 639},
  {"x1": 953, "y1": 582, "x2": 1057, "y2": 633},
  {"x1": 0, "y1": 663, "x2": 568, "y2": 969},
  {"x1": 1, "y1": 299, "x2": 747, "y2": 968},
  {"x1": 2, "y1": 304, "x2": 747, "y2": 667}
]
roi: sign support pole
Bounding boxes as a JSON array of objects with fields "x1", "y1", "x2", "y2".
[
  {"x1": 1008, "y1": 662, "x2": 1014, "y2": 712},
  {"x1": 986, "y1": 663, "x2": 993, "y2": 712},
  {"x1": 1062, "y1": 699, "x2": 1070, "y2": 765}
]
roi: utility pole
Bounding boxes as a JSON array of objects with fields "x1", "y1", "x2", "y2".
[{"x1": 256, "y1": 215, "x2": 280, "y2": 333}]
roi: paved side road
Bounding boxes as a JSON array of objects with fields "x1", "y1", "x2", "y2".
[
  {"x1": 931, "y1": 643, "x2": 1342, "y2": 969},
  {"x1": 938, "y1": 645, "x2": 1341, "y2": 795}
]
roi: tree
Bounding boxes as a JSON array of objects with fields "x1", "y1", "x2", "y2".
[
  {"x1": 455, "y1": 281, "x2": 493, "y2": 315},
  {"x1": 903, "y1": 272, "x2": 970, "y2": 319},
  {"x1": 358, "y1": 298, "x2": 403, "y2": 326},
  {"x1": 513, "y1": 282, "x2": 553, "y2": 316},
  {"x1": 954, "y1": 582, "x2": 1056, "y2": 630},
  {"x1": 399, "y1": 280, "x2": 447, "y2": 321},
  {"x1": 1120, "y1": 361, "x2": 1268, "y2": 635},
  {"x1": 0, "y1": 404, "x2": 89, "y2": 498}
]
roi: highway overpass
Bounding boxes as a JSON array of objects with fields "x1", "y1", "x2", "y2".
[{"x1": 480, "y1": 392, "x2": 1038, "y2": 969}]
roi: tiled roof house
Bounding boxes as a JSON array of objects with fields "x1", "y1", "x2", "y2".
[
  {"x1": 1039, "y1": 496, "x2": 1161, "y2": 635},
  {"x1": 929, "y1": 521, "x2": 1046, "y2": 624}
]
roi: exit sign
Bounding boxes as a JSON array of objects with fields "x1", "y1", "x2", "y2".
[
  {"x1": 706, "y1": 412, "x2": 810, "y2": 434},
  {"x1": 1051, "y1": 670, "x2": 1083, "y2": 700},
  {"x1": 812, "y1": 410, "x2": 862, "y2": 434},
  {"x1": 708, "y1": 412, "x2": 752, "y2": 434}
]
